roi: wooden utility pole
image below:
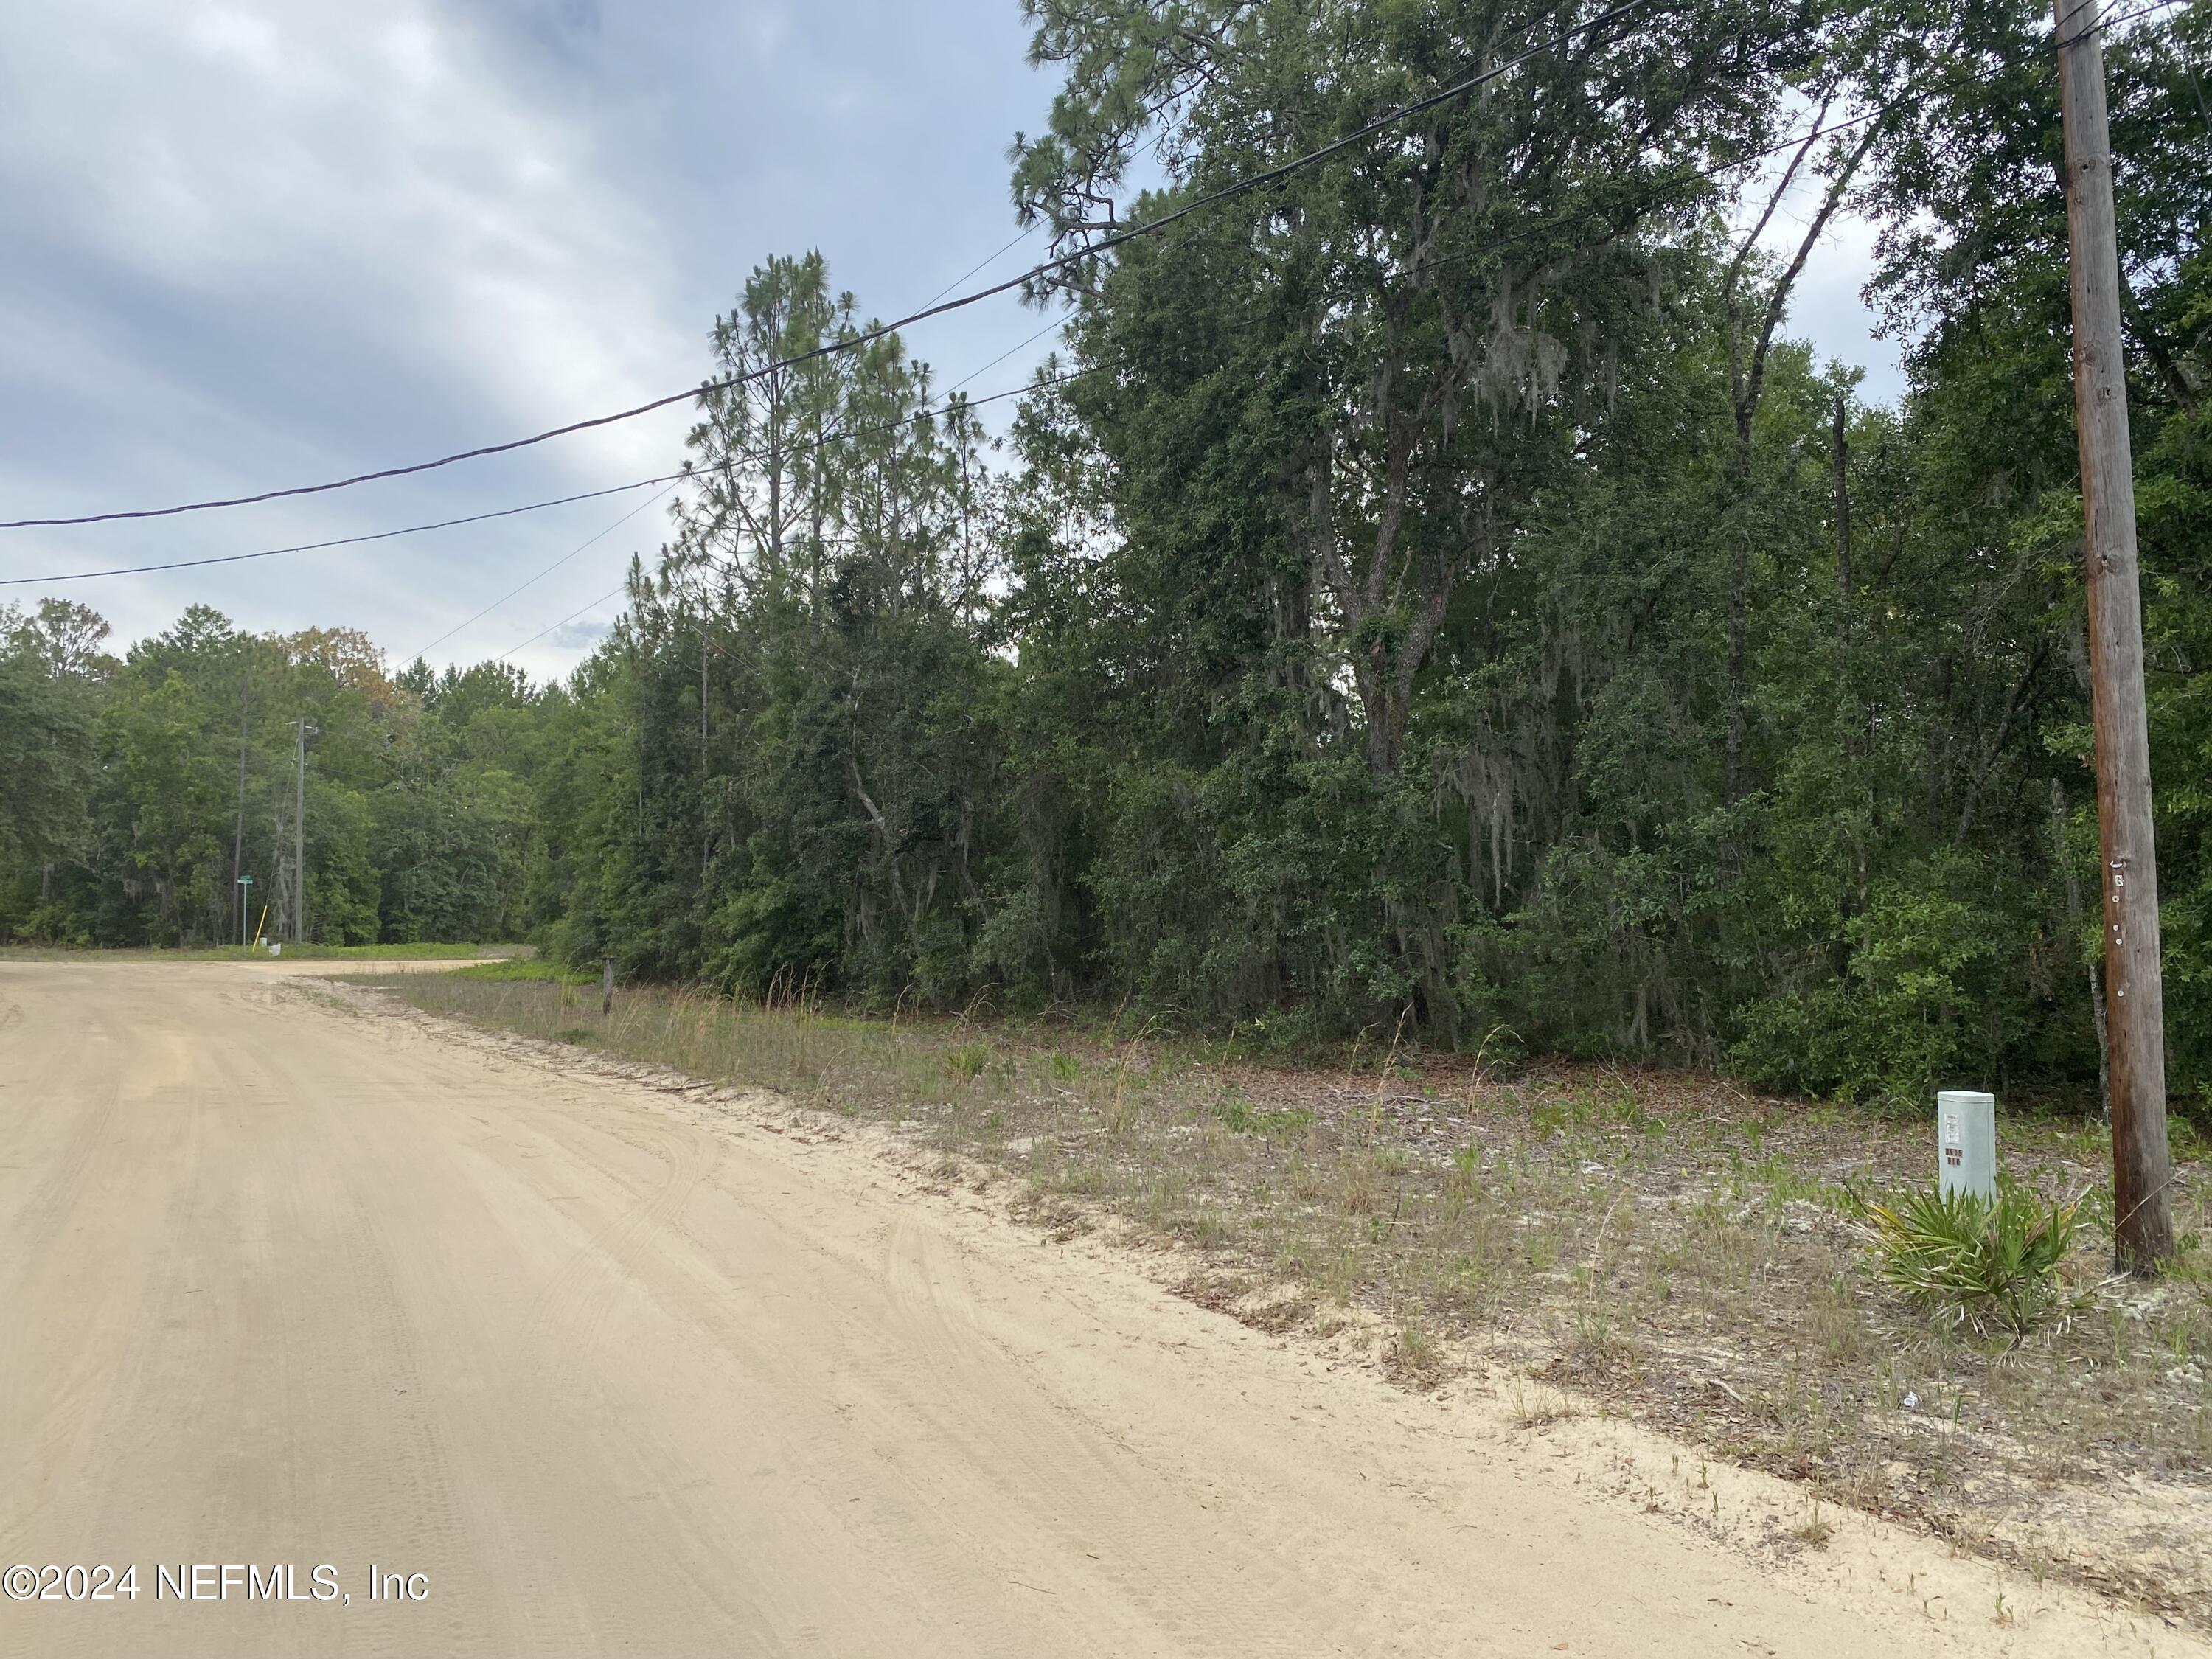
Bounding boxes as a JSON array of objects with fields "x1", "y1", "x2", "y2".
[
  {"x1": 2054, "y1": 0, "x2": 2172, "y2": 1270},
  {"x1": 234, "y1": 678, "x2": 250, "y2": 945},
  {"x1": 292, "y1": 717, "x2": 309, "y2": 945}
]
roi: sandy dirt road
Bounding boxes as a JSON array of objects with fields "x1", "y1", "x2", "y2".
[{"x1": 0, "y1": 960, "x2": 2194, "y2": 1657}]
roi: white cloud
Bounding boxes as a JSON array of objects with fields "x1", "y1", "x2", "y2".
[
  {"x1": 0, "y1": 0, "x2": 1062, "y2": 681},
  {"x1": 4, "y1": 0, "x2": 1922, "y2": 678},
  {"x1": 21, "y1": 0, "x2": 688, "y2": 462},
  {"x1": 546, "y1": 616, "x2": 613, "y2": 650},
  {"x1": 1728, "y1": 119, "x2": 1906, "y2": 406}
]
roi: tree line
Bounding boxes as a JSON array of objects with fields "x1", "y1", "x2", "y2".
[
  {"x1": 0, "y1": 605, "x2": 541, "y2": 946},
  {"x1": 4, "y1": 0, "x2": 2206, "y2": 1107}
]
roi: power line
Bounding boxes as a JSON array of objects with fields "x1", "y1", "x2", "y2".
[
  {"x1": 918, "y1": 226, "x2": 1040, "y2": 310},
  {"x1": 2, "y1": 93, "x2": 1843, "y2": 599},
  {"x1": 13, "y1": 1, "x2": 2181, "y2": 596},
  {"x1": 0, "y1": 0, "x2": 1652, "y2": 533},
  {"x1": 486, "y1": 12, "x2": 2187, "y2": 667},
  {"x1": 0, "y1": 476, "x2": 671, "y2": 588},
  {"x1": 478, "y1": 310, "x2": 1082, "y2": 658},
  {"x1": 0, "y1": 112, "x2": 1964, "y2": 594},
  {"x1": 405, "y1": 340, "x2": 1071, "y2": 661},
  {"x1": 399, "y1": 481, "x2": 678, "y2": 665},
  {"x1": 1, "y1": 0, "x2": 2183, "y2": 545},
  {"x1": 1413, "y1": 0, "x2": 2185, "y2": 282},
  {"x1": 2086, "y1": 0, "x2": 2188, "y2": 40},
  {"x1": 499, "y1": 580, "x2": 630, "y2": 663},
  {"x1": 0, "y1": 369, "x2": 1072, "y2": 591},
  {"x1": 947, "y1": 315, "x2": 1068, "y2": 395}
]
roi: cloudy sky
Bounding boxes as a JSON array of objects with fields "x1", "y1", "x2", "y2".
[{"x1": 0, "y1": 1, "x2": 1901, "y2": 682}]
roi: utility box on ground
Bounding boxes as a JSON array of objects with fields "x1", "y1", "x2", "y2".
[{"x1": 1937, "y1": 1090, "x2": 1997, "y2": 1200}]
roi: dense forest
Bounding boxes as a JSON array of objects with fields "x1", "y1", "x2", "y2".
[{"x1": 4, "y1": 0, "x2": 2206, "y2": 1108}]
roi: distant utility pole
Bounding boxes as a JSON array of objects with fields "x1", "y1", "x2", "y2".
[
  {"x1": 291, "y1": 717, "x2": 310, "y2": 945},
  {"x1": 234, "y1": 678, "x2": 250, "y2": 945},
  {"x1": 2054, "y1": 0, "x2": 2172, "y2": 1270}
]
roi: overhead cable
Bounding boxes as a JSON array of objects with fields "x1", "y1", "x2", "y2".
[
  {"x1": 11, "y1": 0, "x2": 2179, "y2": 591},
  {"x1": 0, "y1": 0, "x2": 1652, "y2": 532}
]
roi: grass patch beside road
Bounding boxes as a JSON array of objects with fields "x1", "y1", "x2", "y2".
[
  {"x1": 381, "y1": 971, "x2": 2212, "y2": 1619},
  {"x1": 440, "y1": 956, "x2": 590, "y2": 983}
]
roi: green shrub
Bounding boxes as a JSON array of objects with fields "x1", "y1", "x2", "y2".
[
  {"x1": 1857, "y1": 1183, "x2": 2084, "y2": 1343},
  {"x1": 448, "y1": 956, "x2": 586, "y2": 983},
  {"x1": 1732, "y1": 877, "x2": 2000, "y2": 1103}
]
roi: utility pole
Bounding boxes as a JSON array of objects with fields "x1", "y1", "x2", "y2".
[
  {"x1": 234, "y1": 677, "x2": 250, "y2": 945},
  {"x1": 2054, "y1": 0, "x2": 2172, "y2": 1270},
  {"x1": 291, "y1": 717, "x2": 309, "y2": 945}
]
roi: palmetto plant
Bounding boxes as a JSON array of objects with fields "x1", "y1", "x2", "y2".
[{"x1": 1857, "y1": 1184, "x2": 2086, "y2": 1345}]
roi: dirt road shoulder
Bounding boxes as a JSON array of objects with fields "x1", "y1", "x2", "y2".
[{"x1": 331, "y1": 973, "x2": 2204, "y2": 1656}]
